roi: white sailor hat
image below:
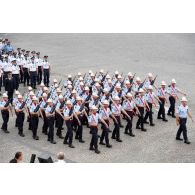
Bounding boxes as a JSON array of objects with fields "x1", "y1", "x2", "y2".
[
  {"x1": 53, "y1": 79, "x2": 58, "y2": 83},
  {"x1": 103, "y1": 100, "x2": 109, "y2": 105},
  {"x1": 181, "y1": 97, "x2": 188, "y2": 102},
  {"x1": 118, "y1": 75, "x2": 122, "y2": 79},
  {"x1": 32, "y1": 96, "x2": 38, "y2": 101},
  {"x1": 79, "y1": 77, "x2": 84, "y2": 81},
  {"x1": 29, "y1": 91, "x2": 35, "y2": 96},
  {"x1": 113, "y1": 96, "x2": 120, "y2": 101},
  {"x1": 115, "y1": 83, "x2": 121, "y2": 88},
  {"x1": 84, "y1": 86, "x2": 89, "y2": 91},
  {"x1": 126, "y1": 93, "x2": 133, "y2": 98},
  {"x1": 161, "y1": 81, "x2": 166, "y2": 86},
  {"x1": 103, "y1": 88, "x2": 109, "y2": 93},
  {"x1": 18, "y1": 95, "x2": 23, "y2": 99},
  {"x1": 90, "y1": 73, "x2": 95, "y2": 77},
  {"x1": 79, "y1": 82, "x2": 84, "y2": 86},
  {"x1": 68, "y1": 74, "x2": 72, "y2": 78},
  {"x1": 40, "y1": 82, "x2": 45, "y2": 87},
  {"x1": 67, "y1": 81, "x2": 72, "y2": 85},
  {"x1": 54, "y1": 84, "x2": 58, "y2": 88},
  {"x1": 91, "y1": 105, "x2": 98, "y2": 110},
  {"x1": 43, "y1": 87, "x2": 48, "y2": 91},
  {"x1": 148, "y1": 73, "x2": 153, "y2": 77},
  {"x1": 115, "y1": 71, "x2": 119, "y2": 75},
  {"x1": 171, "y1": 79, "x2": 176, "y2": 84},
  {"x1": 148, "y1": 85, "x2": 153, "y2": 90},
  {"x1": 108, "y1": 79, "x2": 112, "y2": 83},
  {"x1": 56, "y1": 88, "x2": 62, "y2": 93},
  {"x1": 47, "y1": 98, "x2": 53, "y2": 103},
  {"x1": 100, "y1": 69, "x2": 104, "y2": 73},
  {"x1": 78, "y1": 72, "x2": 82, "y2": 76},
  {"x1": 72, "y1": 89, "x2": 77, "y2": 94},
  {"x1": 136, "y1": 77, "x2": 141, "y2": 82},
  {"x1": 3, "y1": 93, "x2": 8, "y2": 98},
  {"x1": 125, "y1": 81, "x2": 130, "y2": 85},
  {"x1": 43, "y1": 93, "x2": 47, "y2": 97},
  {"x1": 59, "y1": 94, "x2": 64, "y2": 99},
  {"x1": 76, "y1": 96, "x2": 82, "y2": 101},
  {"x1": 15, "y1": 90, "x2": 20, "y2": 95},
  {"x1": 28, "y1": 86, "x2": 32, "y2": 91},
  {"x1": 92, "y1": 93, "x2": 99, "y2": 97},
  {"x1": 67, "y1": 84, "x2": 73, "y2": 89},
  {"x1": 128, "y1": 72, "x2": 133, "y2": 77},
  {"x1": 66, "y1": 100, "x2": 72, "y2": 105},
  {"x1": 139, "y1": 88, "x2": 145, "y2": 93},
  {"x1": 89, "y1": 70, "x2": 92, "y2": 74},
  {"x1": 95, "y1": 82, "x2": 100, "y2": 87},
  {"x1": 106, "y1": 74, "x2": 111, "y2": 79}
]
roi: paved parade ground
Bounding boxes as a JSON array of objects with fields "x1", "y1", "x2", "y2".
[{"x1": 0, "y1": 33, "x2": 195, "y2": 163}]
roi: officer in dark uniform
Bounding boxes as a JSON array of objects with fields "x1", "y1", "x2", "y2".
[{"x1": 4, "y1": 72, "x2": 16, "y2": 104}]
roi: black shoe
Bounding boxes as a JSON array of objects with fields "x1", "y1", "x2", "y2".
[
  {"x1": 15, "y1": 124, "x2": 18, "y2": 127},
  {"x1": 69, "y1": 144, "x2": 75, "y2": 148},
  {"x1": 43, "y1": 131, "x2": 48, "y2": 135},
  {"x1": 47, "y1": 138, "x2": 51, "y2": 141},
  {"x1": 108, "y1": 129, "x2": 112, "y2": 132},
  {"x1": 58, "y1": 135, "x2": 64, "y2": 139},
  {"x1": 143, "y1": 121, "x2": 149, "y2": 124},
  {"x1": 120, "y1": 125, "x2": 124, "y2": 128},
  {"x1": 172, "y1": 115, "x2": 176, "y2": 118},
  {"x1": 184, "y1": 140, "x2": 191, "y2": 144},
  {"x1": 79, "y1": 139, "x2": 85, "y2": 143},
  {"x1": 116, "y1": 139, "x2": 122, "y2": 142},
  {"x1": 89, "y1": 147, "x2": 95, "y2": 151},
  {"x1": 111, "y1": 136, "x2": 116, "y2": 139},
  {"x1": 124, "y1": 131, "x2": 129, "y2": 135},
  {"x1": 99, "y1": 141, "x2": 106, "y2": 145},
  {"x1": 150, "y1": 123, "x2": 155, "y2": 126},
  {"x1": 33, "y1": 136, "x2": 39, "y2": 140},
  {"x1": 129, "y1": 133, "x2": 135, "y2": 137},
  {"x1": 63, "y1": 140, "x2": 68, "y2": 145},
  {"x1": 61, "y1": 128, "x2": 64, "y2": 130},
  {"x1": 19, "y1": 133, "x2": 25, "y2": 137},
  {"x1": 176, "y1": 137, "x2": 183, "y2": 141},
  {"x1": 106, "y1": 144, "x2": 112, "y2": 148},
  {"x1": 167, "y1": 113, "x2": 171, "y2": 116},
  {"x1": 163, "y1": 119, "x2": 168, "y2": 122},
  {"x1": 141, "y1": 128, "x2": 147, "y2": 132},
  {"x1": 136, "y1": 126, "x2": 141, "y2": 129},
  {"x1": 95, "y1": 149, "x2": 101, "y2": 154},
  {"x1": 75, "y1": 136, "x2": 79, "y2": 140},
  {"x1": 51, "y1": 140, "x2": 56, "y2": 144},
  {"x1": 157, "y1": 116, "x2": 163, "y2": 119},
  {"x1": 4, "y1": 130, "x2": 10, "y2": 133}
]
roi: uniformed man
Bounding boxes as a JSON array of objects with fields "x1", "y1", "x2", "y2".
[
  {"x1": 167, "y1": 79, "x2": 186, "y2": 118},
  {"x1": 22, "y1": 54, "x2": 30, "y2": 86},
  {"x1": 0, "y1": 93, "x2": 12, "y2": 133},
  {"x1": 28, "y1": 57, "x2": 38, "y2": 89},
  {"x1": 99, "y1": 100, "x2": 113, "y2": 148},
  {"x1": 4, "y1": 72, "x2": 16, "y2": 104},
  {"x1": 135, "y1": 88, "x2": 149, "y2": 131},
  {"x1": 15, "y1": 95, "x2": 26, "y2": 137},
  {"x1": 88, "y1": 105, "x2": 102, "y2": 154},
  {"x1": 45, "y1": 98, "x2": 56, "y2": 144},
  {"x1": 144, "y1": 85, "x2": 161, "y2": 126},
  {"x1": 29, "y1": 96, "x2": 41, "y2": 140},
  {"x1": 2, "y1": 56, "x2": 12, "y2": 86},
  {"x1": 16, "y1": 52, "x2": 24, "y2": 83},
  {"x1": 36, "y1": 82, "x2": 45, "y2": 99},
  {"x1": 132, "y1": 77, "x2": 142, "y2": 95},
  {"x1": 11, "y1": 59, "x2": 20, "y2": 90},
  {"x1": 55, "y1": 94, "x2": 65, "y2": 139},
  {"x1": 176, "y1": 97, "x2": 194, "y2": 144},
  {"x1": 122, "y1": 93, "x2": 140, "y2": 136},
  {"x1": 42, "y1": 56, "x2": 50, "y2": 87},
  {"x1": 35, "y1": 52, "x2": 43, "y2": 84},
  {"x1": 63, "y1": 100, "x2": 75, "y2": 148},
  {"x1": 157, "y1": 81, "x2": 168, "y2": 122}
]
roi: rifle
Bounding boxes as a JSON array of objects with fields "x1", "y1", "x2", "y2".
[
  {"x1": 33, "y1": 100, "x2": 43, "y2": 112},
  {"x1": 97, "y1": 88, "x2": 103, "y2": 97},
  {"x1": 4, "y1": 100, "x2": 10, "y2": 108},
  {"x1": 109, "y1": 80, "x2": 119, "y2": 94},
  {"x1": 58, "y1": 78, "x2": 62, "y2": 85},
  {"x1": 59, "y1": 101, "x2": 65, "y2": 109},
  {"x1": 101, "y1": 71, "x2": 108, "y2": 83},
  {"x1": 138, "y1": 78, "x2": 147, "y2": 90},
  {"x1": 151, "y1": 75, "x2": 157, "y2": 85},
  {"x1": 50, "y1": 102, "x2": 58, "y2": 114},
  {"x1": 19, "y1": 98, "x2": 28, "y2": 109},
  {"x1": 120, "y1": 77, "x2": 126, "y2": 88},
  {"x1": 130, "y1": 73, "x2": 136, "y2": 84},
  {"x1": 85, "y1": 94, "x2": 91, "y2": 102},
  {"x1": 79, "y1": 103, "x2": 86, "y2": 112}
]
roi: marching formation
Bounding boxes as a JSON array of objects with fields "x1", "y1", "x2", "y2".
[{"x1": 0, "y1": 38, "x2": 194, "y2": 155}]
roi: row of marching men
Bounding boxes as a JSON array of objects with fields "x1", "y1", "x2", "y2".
[{"x1": 0, "y1": 70, "x2": 194, "y2": 154}]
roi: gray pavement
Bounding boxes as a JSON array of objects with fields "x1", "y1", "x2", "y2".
[{"x1": 0, "y1": 33, "x2": 195, "y2": 163}]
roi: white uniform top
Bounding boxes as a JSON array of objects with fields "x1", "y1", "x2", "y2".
[
  {"x1": 16, "y1": 57, "x2": 24, "y2": 66},
  {"x1": 40, "y1": 99, "x2": 47, "y2": 109},
  {"x1": 0, "y1": 100, "x2": 7, "y2": 108},
  {"x1": 122, "y1": 100, "x2": 136, "y2": 111},
  {"x1": 15, "y1": 101, "x2": 23, "y2": 110},
  {"x1": 43, "y1": 61, "x2": 50, "y2": 69},
  {"x1": 144, "y1": 92, "x2": 156, "y2": 104},
  {"x1": 88, "y1": 113, "x2": 100, "y2": 125},
  {"x1": 167, "y1": 85, "x2": 179, "y2": 96},
  {"x1": 3, "y1": 61, "x2": 12, "y2": 72},
  {"x1": 35, "y1": 58, "x2": 43, "y2": 67},
  {"x1": 135, "y1": 96, "x2": 146, "y2": 107},
  {"x1": 99, "y1": 107, "x2": 111, "y2": 119},
  {"x1": 12, "y1": 64, "x2": 20, "y2": 74},
  {"x1": 26, "y1": 98, "x2": 33, "y2": 108},
  {"x1": 111, "y1": 103, "x2": 122, "y2": 115},
  {"x1": 13, "y1": 97, "x2": 18, "y2": 106},
  {"x1": 74, "y1": 104, "x2": 82, "y2": 112},
  {"x1": 176, "y1": 105, "x2": 189, "y2": 118},
  {"x1": 63, "y1": 107, "x2": 72, "y2": 117},
  {"x1": 143, "y1": 79, "x2": 152, "y2": 89},
  {"x1": 157, "y1": 88, "x2": 167, "y2": 97},
  {"x1": 36, "y1": 89, "x2": 43, "y2": 97},
  {"x1": 30, "y1": 103, "x2": 39, "y2": 113},
  {"x1": 45, "y1": 105, "x2": 53, "y2": 114},
  {"x1": 132, "y1": 83, "x2": 140, "y2": 93},
  {"x1": 29, "y1": 62, "x2": 37, "y2": 72}
]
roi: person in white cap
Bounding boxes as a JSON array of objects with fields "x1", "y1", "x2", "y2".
[
  {"x1": 55, "y1": 95, "x2": 65, "y2": 139},
  {"x1": 88, "y1": 105, "x2": 107, "y2": 154},
  {"x1": 98, "y1": 100, "x2": 113, "y2": 148},
  {"x1": 13, "y1": 90, "x2": 20, "y2": 106},
  {"x1": 36, "y1": 82, "x2": 45, "y2": 99},
  {"x1": 144, "y1": 85, "x2": 161, "y2": 126},
  {"x1": 135, "y1": 88, "x2": 149, "y2": 131},
  {"x1": 100, "y1": 88, "x2": 110, "y2": 103},
  {"x1": 22, "y1": 54, "x2": 30, "y2": 86},
  {"x1": 126, "y1": 72, "x2": 135, "y2": 84},
  {"x1": 143, "y1": 73, "x2": 157, "y2": 90},
  {"x1": 123, "y1": 81, "x2": 132, "y2": 94},
  {"x1": 132, "y1": 77, "x2": 142, "y2": 94},
  {"x1": 156, "y1": 81, "x2": 168, "y2": 122},
  {"x1": 28, "y1": 56, "x2": 38, "y2": 89},
  {"x1": 76, "y1": 82, "x2": 85, "y2": 96},
  {"x1": 176, "y1": 97, "x2": 194, "y2": 144},
  {"x1": 0, "y1": 93, "x2": 12, "y2": 133},
  {"x1": 34, "y1": 52, "x2": 43, "y2": 85},
  {"x1": 112, "y1": 83, "x2": 122, "y2": 98},
  {"x1": 42, "y1": 55, "x2": 51, "y2": 87},
  {"x1": 39, "y1": 93, "x2": 49, "y2": 135},
  {"x1": 15, "y1": 95, "x2": 26, "y2": 137},
  {"x1": 69, "y1": 89, "x2": 77, "y2": 105},
  {"x1": 45, "y1": 98, "x2": 57, "y2": 144},
  {"x1": 111, "y1": 96, "x2": 130, "y2": 142},
  {"x1": 63, "y1": 100, "x2": 75, "y2": 148},
  {"x1": 11, "y1": 59, "x2": 20, "y2": 90},
  {"x1": 167, "y1": 78, "x2": 186, "y2": 118},
  {"x1": 73, "y1": 96, "x2": 88, "y2": 143},
  {"x1": 122, "y1": 93, "x2": 140, "y2": 136},
  {"x1": 89, "y1": 93, "x2": 100, "y2": 109},
  {"x1": 29, "y1": 96, "x2": 40, "y2": 140}
]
